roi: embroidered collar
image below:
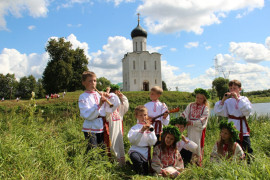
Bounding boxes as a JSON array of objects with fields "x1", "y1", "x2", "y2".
[{"x1": 85, "y1": 90, "x2": 96, "y2": 94}]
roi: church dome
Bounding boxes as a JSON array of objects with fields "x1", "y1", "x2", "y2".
[{"x1": 131, "y1": 24, "x2": 147, "y2": 38}]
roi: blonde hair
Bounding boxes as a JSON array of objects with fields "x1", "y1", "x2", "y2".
[
  {"x1": 151, "y1": 86, "x2": 163, "y2": 95},
  {"x1": 82, "y1": 71, "x2": 96, "y2": 82},
  {"x1": 134, "y1": 105, "x2": 148, "y2": 116}
]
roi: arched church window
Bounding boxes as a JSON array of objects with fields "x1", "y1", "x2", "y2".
[
  {"x1": 134, "y1": 79, "x2": 136, "y2": 84},
  {"x1": 144, "y1": 61, "x2": 146, "y2": 70},
  {"x1": 140, "y1": 42, "x2": 143, "y2": 51},
  {"x1": 155, "y1": 61, "x2": 157, "y2": 70},
  {"x1": 136, "y1": 42, "x2": 138, "y2": 51},
  {"x1": 155, "y1": 79, "x2": 157, "y2": 84},
  {"x1": 133, "y1": 61, "x2": 135, "y2": 70}
]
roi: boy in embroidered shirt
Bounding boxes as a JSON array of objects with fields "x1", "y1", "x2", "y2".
[
  {"x1": 214, "y1": 80, "x2": 253, "y2": 161},
  {"x1": 128, "y1": 105, "x2": 157, "y2": 175},
  {"x1": 78, "y1": 71, "x2": 108, "y2": 153},
  {"x1": 144, "y1": 86, "x2": 169, "y2": 144}
]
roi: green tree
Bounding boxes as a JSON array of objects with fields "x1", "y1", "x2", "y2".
[
  {"x1": 96, "y1": 77, "x2": 111, "y2": 91},
  {"x1": 36, "y1": 78, "x2": 46, "y2": 98},
  {"x1": 42, "y1": 37, "x2": 88, "y2": 93},
  {"x1": 212, "y1": 77, "x2": 229, "y2": 100},
  {"x1": 162, "y1": 81, "x2": 168, "y2": 91},
  {"x1": 0, "y1": 73, "x2": 18, "y2": 99},
  {"x1": 17, "y1": 75, "x2": 37, "y2": 99}
]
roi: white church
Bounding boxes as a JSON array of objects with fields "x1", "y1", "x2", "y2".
[{"x1": 122, "y1": 14, "x2": 162, "y2": 91}]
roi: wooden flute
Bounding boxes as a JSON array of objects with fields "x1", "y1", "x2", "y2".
[{"x1": 94, "y1": 87, "x2": 114, "y2": 108}]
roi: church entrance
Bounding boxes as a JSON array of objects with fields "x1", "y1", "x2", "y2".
[{"x1": 143, "y1": 81, "x2": 149, "y2": 91}]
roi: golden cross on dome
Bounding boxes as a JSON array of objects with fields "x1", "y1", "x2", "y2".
[{"x1": 137, "y1": 13, "x2": 140, "y2": 25}]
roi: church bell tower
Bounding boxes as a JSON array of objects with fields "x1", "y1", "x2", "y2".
[{"x1": 122, "y1": 14, "x2": 162, "y2": 91}]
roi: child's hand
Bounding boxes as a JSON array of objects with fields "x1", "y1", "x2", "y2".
[
  {"x1": 163, "y1": 111, "x2": 169, "y2": 119},
  {"x1": 115, "y1": 90, "x2": 123, "y2": 99},
  {"x1": 181, "y1": 135, "x2": 189, "y2": 143},
  {"x1": 99, "y1": 93, "x2": 106, "y2": 106}
]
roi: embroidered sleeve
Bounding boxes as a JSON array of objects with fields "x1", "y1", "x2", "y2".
[
  {"x1": 238, "y1": 96, "x2": 252, "y2": 116},
  {"x1": 183, "y1": 139, "x2": 198, "y2": 153},
  {"x1": 147, "y1": 131, "x2": 158, "y2": 146},
  {"x1": 127, "y1": 126, "x2": 143, "y2": 145},
  {"x1": 151, "y1": 146, "x2": 163, "y2": 174},
  {"x1": 214, "y1": 100, "x2": 228, "y2": 117},
  {"x1": 234, "y1": 143, "x2": 245, "y2": 160},
  {"x1": 181, "y1": 103, "x2": 191, "y2": 120},
  {"x1": 78, "y1": 96, "x2": 100, "y2": 121},
  {"x1": 161, "y1": 103, "x2": 170, "y2": 125},
  {"x1": 119, "y1": 95, "x2": 129, "y2": 115},
  {"x1": 174, "y1": 150, "x2": 184, "y2": 170}
]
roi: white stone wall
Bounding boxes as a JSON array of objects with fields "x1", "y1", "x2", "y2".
[{"x1": 122, "y1": 51, "x2": 162, "y2": 91}]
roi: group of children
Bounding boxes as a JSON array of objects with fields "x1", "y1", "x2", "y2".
[{"x1": 78, "y1": 71, "x2": 253, "y2": 178}]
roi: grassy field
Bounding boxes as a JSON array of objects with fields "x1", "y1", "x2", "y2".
[{"x1": 0, "y1": 91, "x2": 270, "y2": 179}]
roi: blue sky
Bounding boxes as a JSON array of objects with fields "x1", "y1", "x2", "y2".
[{"x1": 1, "y1": 0, "x2": 270, "y2": 92}]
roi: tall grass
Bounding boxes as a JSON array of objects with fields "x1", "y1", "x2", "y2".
[{"x1": 0, "y1": 93, "x2": 270, "y2": 179}]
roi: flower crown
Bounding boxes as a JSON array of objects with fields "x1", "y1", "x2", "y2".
[
  {"x1": 194, "y1": 88, "x2": 210, "y2": 99},
  {"x1": 169, "y1": 116, "x2": 187, "y2": 126},
  {"x1": 219, "y1": 120, "x2": 240, "y2": 142},
  {"x1": 161, "y1": 125, "x2": 181, "y2": 142},
  {"x1": 110, "y1": 84, "x2": 120, "y2": 91}
]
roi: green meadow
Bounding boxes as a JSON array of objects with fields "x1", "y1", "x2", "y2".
[{"x1": 0, "y1": 91, "x2": 269, "y2": 179}]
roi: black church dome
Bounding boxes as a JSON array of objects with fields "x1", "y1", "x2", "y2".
[{"x1": 131, "y1": 24, "x2": 147, "y2": 39}]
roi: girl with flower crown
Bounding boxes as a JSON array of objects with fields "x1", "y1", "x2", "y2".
[
  {"x1": 151, "y1": 125, "x2": 184, "y2": 178},
  {"x1": 181, "y1": 88, "x2": 210, "y2": 166},
  {"x1": 211, "y1": 120, "x2": 245, "y2": 162}
]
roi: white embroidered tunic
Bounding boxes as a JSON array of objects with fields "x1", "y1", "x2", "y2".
[
  {"x1": 182, "y1": 103, "x2": 209, "y2": 156},
  {"x1": 78, "y1": 91, "x2": 106, "y2": 133},
  {"x1": 210, "y1": 142, "x2": 245, "y2": 162},
  {"x1": 144, "y1": 101, "x2": 170, "y2": 134},
  {"x1": 214, "y1": 96, "x2": 252, "y2": 136},
  {"x1": 128, "y1": 123, "x2": 157, "y2": 160},
  {"x1": 176, "y1": 137, "x2": 198, "y2": 153},
  {"x1": 105, "y1": 93, "x2": 129, "y2": 165}
]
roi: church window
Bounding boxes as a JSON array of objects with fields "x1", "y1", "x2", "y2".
[
  {"x1": 140, "y1": 42, "x2": 143, "y2": 51},
  {"x1": 144, "y1": 61, "x2": 146, "y2": 70},
  {"x1": 134, "y1": 79, "x2": 136, "y2": 84},
  {"x1": 155, "y1": 61, "x2": 157, "y2": 70},
  {"x1": 155, "y1": 79, "x2": 157, "y2": 84},
  {"x1": 133, "y1": 61, "x2": 135, "y2": 70},
  {"x1": 136, "y1": 42, "x2": 138, "y2": 51}
]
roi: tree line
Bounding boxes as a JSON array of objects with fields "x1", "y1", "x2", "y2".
[{"x1": 1, "y1": 37, "x2": 266, "y2": 100}]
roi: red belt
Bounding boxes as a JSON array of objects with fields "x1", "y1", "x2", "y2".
[
  {"x1": 228, "y1": 115, "x2": 250, "y2": 147},
  {"x1": 101, "y1": 116, "x2": 111, "y2": 157},
  {"x1": 151, "y1": 119, "x2": 162, "y2": 135}
]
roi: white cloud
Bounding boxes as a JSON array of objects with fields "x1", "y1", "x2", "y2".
[
  {"x1": 67, "y1": 24, "x2": 82, "y2": 28},
  {"x1": 185, "y1": 42, "x2": 199, "y2": 49},
  {"x1": 0, "y1": 48, "x2": 49, "y2": 79},
  {"x1": 106, "y1": 0, "x2": 135, "y2": 7},
  {"x1": 205, "y1": 46, "x2": 211, "y2": 50},
  {"x1": 137, "y1": 0, "x2": 264, "y2": 34},
  {"x1": 229, "y1": 37, "x2": 270, "y2": 63},
  {"x1": 57, "y1": 0, "x2": 94, "y2": 10},
  {"x1": 28, "y1": 25, "x2": 36, "y2": 30},
  {"x1": 0, "y1": 0, "x2": 49, "y2": 30},
  {"x1": 170, "y1": 48, "x2": 177, "y2": 52}
]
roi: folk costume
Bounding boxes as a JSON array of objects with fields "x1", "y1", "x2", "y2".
[
  {"x1": 105, "y1": 92, "x2": 129, "y2": 166},
  {"x1": 210, "y1": 120, "x2": 245, "y2": 162},
  {"x1": 181, "y1": 88, "x2": 209, "y2": 166},
  {"x1": 128, "y1": 123, "x2": 157, "y2": 175},
  {"x1": 214, "y1": 95, "x2": 253, "y2": 154},
  {"x1": 79, "y1": 91, "x2": 107, "y2": 152},
  {"x1": 151, "y1": 126, "x2": 184, "y2": 178},
  {"x1": 144, "y1": 101, "x2": 170, "y2": 139}
]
